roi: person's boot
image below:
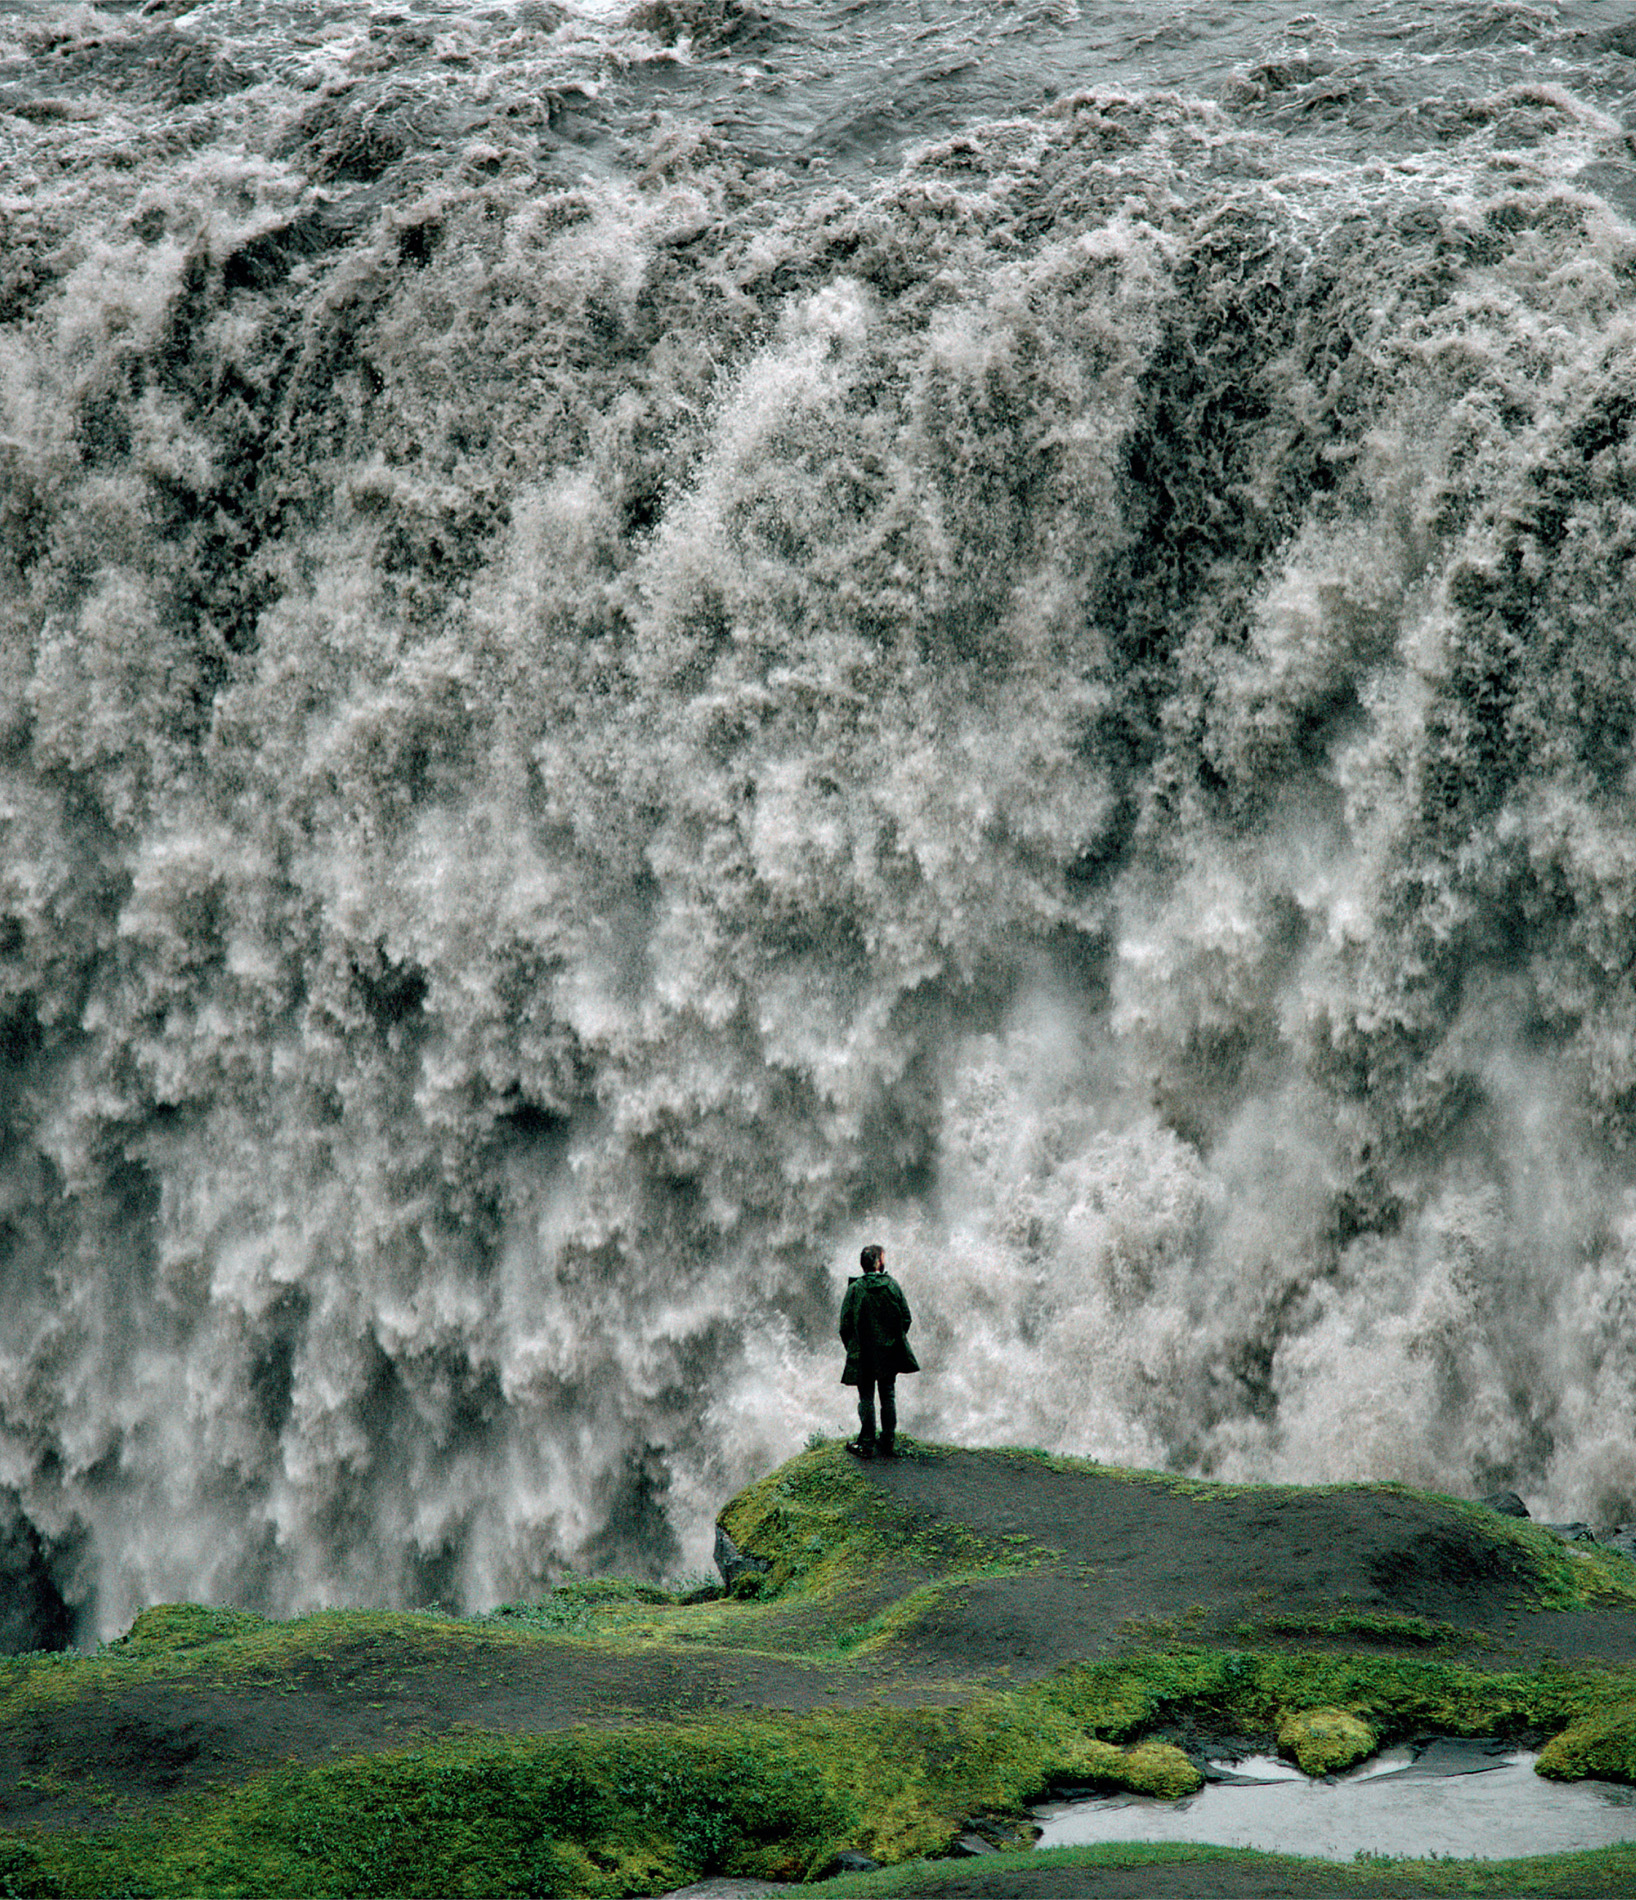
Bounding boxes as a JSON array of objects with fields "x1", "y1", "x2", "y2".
[
  {"x1": 845, "y1": 1437, "x2": 876, "y2": 1458},
  {"x1": 877, "y1": 1436, "x2": 896, "y2": 1459}
]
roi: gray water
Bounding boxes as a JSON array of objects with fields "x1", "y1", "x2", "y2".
[
  {"x1": 9, "y1": 2, "x2": 1636, "y2": 1642},
  {"x1": 1037, "y1": 1744, "x2": 1636, "y2": 1861}
]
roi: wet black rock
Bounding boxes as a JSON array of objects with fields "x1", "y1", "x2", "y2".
[
  {"x1": 826, "y1": 1849, "x2": 881, "y2": 1875},
  {"x1": 712, "y1": 1523, "x2": 770, "y2": 1593},
  {"x1": 0, "y1": 1503, "x2": 72, "y2": 1656},
  {"x1": 1480, "y1": 1491, "x2": 1530, "y2": 1518}
]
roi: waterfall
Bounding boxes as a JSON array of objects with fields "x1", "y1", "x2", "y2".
[{"x1": 6, "y1": 3, "x2": 1636, "y2": 1641}]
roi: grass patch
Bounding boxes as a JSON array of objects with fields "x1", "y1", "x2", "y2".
[
  {"x1": 715, "y1": 1439, "x2": 1054, "y2": 1603},
  {"x1": 0, "y1": 1607, "x2": 544, "y2": 1727},
  {"x1": 1234, "y1": 1610, "x2": 1500, "y2": 1650},
  {"x1": 818, "y1": 1839, "x2": 1636, "y2": 1898},
  {"x1": 8, "y1": 1647, "x2": 1636, "y2": 1897},
  {"x1": 0, "y1": 1699, "x2": 1216, "y2": 1897}
]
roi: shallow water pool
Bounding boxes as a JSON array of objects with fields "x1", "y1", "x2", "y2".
[{"x1": 1035, "y1": 1741, "x2": 1636, "y2": 1862}]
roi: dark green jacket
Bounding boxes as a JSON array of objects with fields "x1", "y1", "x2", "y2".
[{"x1": 839, "y1": 1271, "x2": 919, "y2": 1385}]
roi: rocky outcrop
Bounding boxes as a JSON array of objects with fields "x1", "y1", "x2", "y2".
[
  {"x1": 1480, "y1": 1491, "x2": 1530, "y2": 1519},
  {"x1": 712, "y1": 1523, "x2": 771, "y2": 1595},
  {"x1": 1278, "y1": 1708, "x2": 1378, "y2": 1776}
]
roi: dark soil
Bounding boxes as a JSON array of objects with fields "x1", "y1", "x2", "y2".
[
  {"x1": 0, "y1": 1643, "x2": 863, "y2": 1831},
  {"x1": 856, "y1": 1448, "x2": 1636, "y2": 1671}
]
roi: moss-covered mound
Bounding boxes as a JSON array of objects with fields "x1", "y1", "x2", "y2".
[
  {"x1": 4, "y1": 1441, "x2": 1636, "y2": 1897},
  {"x1": 1277, "y1": 1707, "x2": 1378, "y2": 1776}
]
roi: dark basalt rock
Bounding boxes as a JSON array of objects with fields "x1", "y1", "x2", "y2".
[
  {"x1": 0, "y1": 1502, "x2": 72, "y2": 1655},
  {"x1": 712, "y1": 1522, "x2": 770, "y2": 1593},
  {"x1": 826, "y1": 1849, "x2": 881, "y2": 1875},
  {"x1": 1480, "y1": 1490, "x2": 1530, "y2": 1518}
]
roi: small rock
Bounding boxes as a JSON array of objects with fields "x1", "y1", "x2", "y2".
[
  {"x1": 827, "y1": 1849, "x2": 880, "y2": 1875},
  {"x1": 1480, "y1": 1491, "x2": 1530, "y2": 1518},
  {"x1": 1599, "y1": 1525, "x2": 1636, "y2": 1561},
  {"x1": 949, "y1": 1833, "x2": 999, "y2": 1856},
  {"x1": 712, "y1": 1523, "x2": 771, "y2": 1592},
  {"x1": 1277, "y1": 1707, "x2": 1377, "y2": 1777},
  {"x1": 1542, "y1": 1521, "x2": 1596, "y2": 1544}
]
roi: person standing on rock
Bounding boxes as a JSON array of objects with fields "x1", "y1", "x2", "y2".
[{"x1": 840, "y1": 1243, "x2": 918, "y2": 1459}]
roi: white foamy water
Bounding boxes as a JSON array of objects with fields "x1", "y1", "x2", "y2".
[
  {"x1": 1037, "y1": 1748, "x2": 1636, "y2": 1861},
  {"x1": 8, "y1": 1, "x2": 1636, "y2": 1641}
]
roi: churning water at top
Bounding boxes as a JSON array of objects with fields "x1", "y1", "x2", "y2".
[{"x1": 8, "y1": 0, "x2": 1636, "y2": 1641}]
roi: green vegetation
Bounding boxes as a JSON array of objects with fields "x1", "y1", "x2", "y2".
[
  {"x1": 0, "y1": 1693, "x2": 1265, "y2": 1896},
  {"x1": 6, "y1": 1442, "x2": 1636, "y2": 1896},
  {"x1": 2, "y1": 1604, "x2": 557, "y2": 1727},
  {"x1": 1234, "y1": 1610, "x2": 1499, "y2": 1650},
  {"x1": 1077, "y1": 1738, "x2": 1202, "y2": 1798},
  {"x1": 1045, "y1": 1644, "x2": 1621, "y2": 1747},
  {"x1": 7, "y1": 1641, "x2": 1636, "y2": 1895},
  {"x1": 1277, "y1": 1707, "x2": 1378, "y2": 1776},
  {"x1": 1538, "y1": 1692, "x2": 1636, "y2": 1783},
  {"x1": 717, "y1": 1439, "x2": 1058, "y2": 1599},
  {"x1": 819, "y1": 1839, "x2": 1636, "y2": 1898}
]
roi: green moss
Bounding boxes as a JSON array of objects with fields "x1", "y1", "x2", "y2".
[
  {"x1": 11, "y1": 1728, "x2": 839, "y2": 1898},
  {"x1": 1278, "y1": 1706, "x2": 1378, "y2": 1776},
  {"x1": 819, "y1": 1839, "x2": 1636, "y2": 1898},
  {"x1": 1538, "y1": 1696, "x2": 1636, "y2": 1783},
  {"x1": 121, "y1": 1604, "x2": 272, "y2": 1652},
  {"x1": 12, "y1": 1646, "x2": 1630, "y2": 1898},
  {"x1": 0, "y1": 1696, "x2": 1195, "y2": 1897},
  {"x1": 715, "y1": 1441, "x2": 1046, "y2": 1605},
  {"x1": 0, "y1": 1835, "x2": 63, "y2": 1899},
  {"x1": 478, "y1": 1576, "x2": 692, "y2": 1636},
  {"x1": 1047, "y1": 1644, "x2": 1612, "y2": 1750},
  {"x1": 0, "y1": 1606, "x2": 560, "y2": 1728},
  {"x1": 1077, "y1": 1738, "x2": 1202, "y2": 1798},
  {"x1": 1236, "y1": 1611, "x2": 1496, "y2": 1650}
]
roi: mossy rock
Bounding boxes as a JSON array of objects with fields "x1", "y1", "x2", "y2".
[
  {"x1": 1277, "y1": 1707, "x2": 1377, "y2": 1776},
  {"x1": 1077, "y1": 1737, "x2": 1202, "y2": 1799},
  {"x1": 120, "y1": 1604, "x2": 269, "y2": 1651},
  {"x1": 1538, "y1": 1698, "x2": 1636, "y2": 1783}
]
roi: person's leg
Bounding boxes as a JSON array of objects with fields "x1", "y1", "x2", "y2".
[
  {"x1": 877, "y1": 1376, "x2": 897, "y2": 1455},
  {"x1": 853, "y1": 1379, "x2": 878, "y2": 1453}
]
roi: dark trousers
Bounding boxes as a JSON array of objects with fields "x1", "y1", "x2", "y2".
[{"x1": 856, "y1": 1374, "x2": 897, "y2": 1447}]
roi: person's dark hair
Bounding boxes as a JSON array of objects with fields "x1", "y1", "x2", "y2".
[{"x1": 860, "y1": 1243, "x2": 884, "y2": 1272}]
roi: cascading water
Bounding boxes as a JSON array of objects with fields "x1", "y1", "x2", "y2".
[{"x1": 7, "y1": 0, "x2": 1636, "y2": 1645}]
